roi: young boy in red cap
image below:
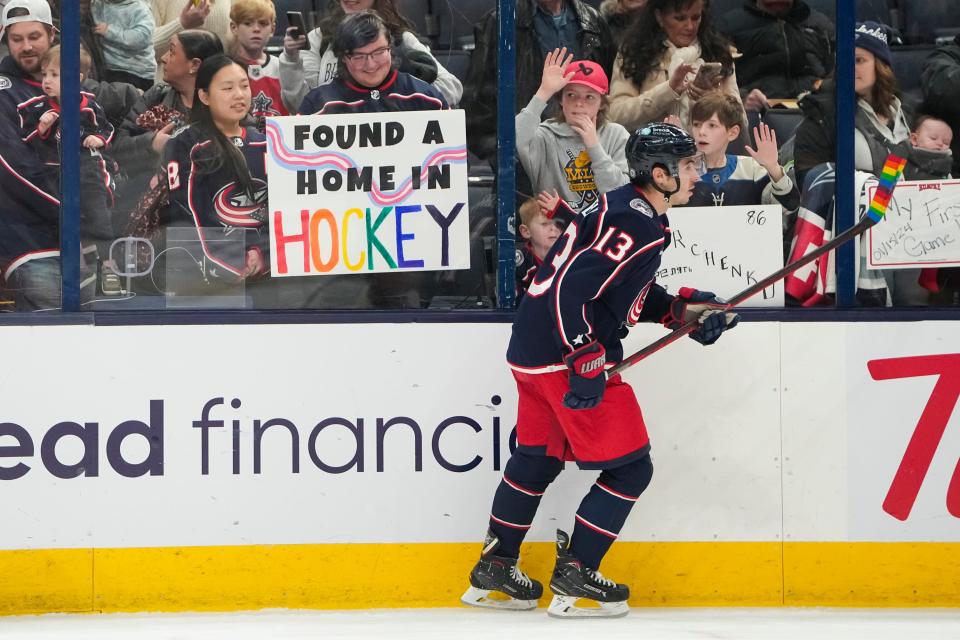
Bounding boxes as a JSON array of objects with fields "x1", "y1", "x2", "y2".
[{"x1": 515, "y1": 47, "x2": 631, "y2": 215}]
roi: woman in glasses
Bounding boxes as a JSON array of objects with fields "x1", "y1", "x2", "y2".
[{"x1": 298, "y1": 10, "x2": 447, "y2": 115}]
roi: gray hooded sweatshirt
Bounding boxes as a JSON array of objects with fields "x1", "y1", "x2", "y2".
[{"x1": 515, "y1": 95, "x2": 630, "y2": 213}]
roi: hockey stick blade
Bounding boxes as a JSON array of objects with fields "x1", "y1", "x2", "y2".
[{"x1": 609, "y1": 155, "x2": 906, "y2": 376}]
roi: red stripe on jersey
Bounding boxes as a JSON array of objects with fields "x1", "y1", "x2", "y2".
[
  {"x1": 574, "y1": 514, "x2": 619, "y2": 539},
  {"x1": 490, "y1": 514, "x2": 532, "y2": 530},
  {"x1": 503, "y1": 475, "x2": 545, "y2": 497},
  {"x1": 552, "y1": 195, "x2": 610, "y2": 350},
  {"x1": 595, "y1": 481, "x2": 639, "y2": 502}
]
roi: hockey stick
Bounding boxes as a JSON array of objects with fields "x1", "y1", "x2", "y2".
[{"x1": 608, "y1": 155, "x2": 907, "y2": 377}]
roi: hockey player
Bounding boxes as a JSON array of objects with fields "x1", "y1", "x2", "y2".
[
  {"x1": 462, "y1": 123, "x2": 739, "y2": 618},
  {"x1": 163, "y1": 54, "x2": 269, "y2": 282},
  {"x1": 228, "y1": 0, "x2": 295, "y2": 129}
]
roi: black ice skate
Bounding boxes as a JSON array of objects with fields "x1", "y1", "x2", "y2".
[
  {"x1": 548, "y1": 529, "x2": 630, "y2": 618},
  {"x1": 461, "y1": 530, "x2": 542, "y2": 611}
]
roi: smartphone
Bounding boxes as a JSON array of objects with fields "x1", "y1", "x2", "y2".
[
  {"x1": 693, "y1": 62, "x2": 722, "y2": 88},
  {"x1": 286, "y1": 11, "x2": 310, "y2": 49}
]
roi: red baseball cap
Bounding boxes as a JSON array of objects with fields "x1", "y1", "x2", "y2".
[{"x1": 566, "y1": 60, "x2": 609, "y2": 95}]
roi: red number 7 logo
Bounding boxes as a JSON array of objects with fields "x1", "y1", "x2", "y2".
[{"x1": 868, "y1": 354, "x2": 960, "y2": 522}]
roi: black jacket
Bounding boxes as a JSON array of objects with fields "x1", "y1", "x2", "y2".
[
  {"x1": 921, "y1": 35, "x2": 960, "y2": 176},
  {"x1": 719, "y1": 0, "x2": 834, "y2": 99},
  {"x1": 463, "y1": 0, "x2": 616, "y2": 164}
]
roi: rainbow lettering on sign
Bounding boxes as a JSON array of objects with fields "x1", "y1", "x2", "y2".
[
  {"x1": 265, "y1": 121, "x2": 467, "y2": 207},
  {"x1": 272, "y1": 203, "x2": 464, "y2": 275},
  {"x1": 867, "y1": 155, "x2": 907, "y2": 223}
]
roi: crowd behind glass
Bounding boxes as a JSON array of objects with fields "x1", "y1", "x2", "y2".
[{"x1": 1, "y1": 0, "x2": 958, "y2": 312}]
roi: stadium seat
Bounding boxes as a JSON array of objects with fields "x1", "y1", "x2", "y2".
[
  {"x1": 890, "y1": 44, "x2": 935, "y2": 108},
  {"x1": 433, "y1": 49, "x2": 472, "y2": 86},
  {"x1": 396, "y1": 0, "x2": 495, "y2": 50},
  {"x1": 902, "y1": 0, "x2": 960, "y2": 44},
  {"x1": 761, "y1": 108, "x2": 804, "y2": 144}
]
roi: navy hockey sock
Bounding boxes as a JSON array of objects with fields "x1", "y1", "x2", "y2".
[
  {"x1": 488, "y1": 451, "x2": 563, "y2": 558},
  {"x1": 570, "y1": 454, "x2": 653, "y2": 569}
]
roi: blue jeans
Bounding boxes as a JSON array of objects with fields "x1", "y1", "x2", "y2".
[{"x1": 9, "y1": 256, "x2": 94, "y2": 311}]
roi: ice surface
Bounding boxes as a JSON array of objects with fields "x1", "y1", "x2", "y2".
[{"x1": 2, "y1": 608, "x2": 959, "y2": 640}]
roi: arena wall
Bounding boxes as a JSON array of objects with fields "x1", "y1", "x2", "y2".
[{"x1": 1, "y1": 321, "x2": 958, "y2": 614}]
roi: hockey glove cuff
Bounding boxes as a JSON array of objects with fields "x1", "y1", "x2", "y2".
[
  {"x1": 562, "y1": 341, "x2": 607, "y2": 410},
  {"x1": 662, "y1": 287, "x2": 739, "y2": 345}
]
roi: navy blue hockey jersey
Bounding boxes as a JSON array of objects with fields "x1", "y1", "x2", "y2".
[
  {"x1": 163, "y1": 125, "x2": 269, "y2": 278},
  {"x1": 298, "y1": 69, "x2": 447, "y2": 115},
  {"x1": 507, "y1": 185, "x2": 676, "y2": 370},
  {"x1": 0, "y1": 56, "x2": 60, "y2": 271},
  {"x1": 17, "y1": 92, "x2": 114, "y2": 165}
]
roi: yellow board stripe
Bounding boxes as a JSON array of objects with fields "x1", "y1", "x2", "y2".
[{"x1": 1, "y1": 542, "x2": 959, "y2": 615}]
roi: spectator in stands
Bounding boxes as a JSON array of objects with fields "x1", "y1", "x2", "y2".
[
  {"x1": 600, "y1": 0, "x2": 646, "y2": 47},
  {"x1": 91, "y1": 0, "x2": 157, "y2": 91},
  {"x1": 295, "y1": 11, "x2": 447, "y2": 309},
  {"x1": 793, "y1": 22, "x2": 927, "y2": 306},
  {"x1": 515, "y1": 193, "x2": 563, "y2": 300},
  {"x1": 717, "y1": 0, "x2": 834, "y2": 112},
  {"x1": 609, "y1": 0, "x2": 741, "y2": 134},
  {"x1": 82, "y1": 43, "x2": 141, "y2": 129},
  {"x1": 111, "y1": 29, "x2": 223, "y2": 228},
  {"x1": 0, "y1": 0, "x2": 69, "y2": 310},
  {"x1": 298, "y1": 10, "x2": 447, "y2": 115},
  {"x1": 228, "y1": 0, "x2": 294, "y2": 127},
  {"x1": 921, "y1": 33, "x2": 960, "y2": 178},
  {"x1": 19, "y1": 45, "x2": 117, "y2": 269},
  {"x1": 794, "y1": 22, "x2": 909, "y2": 185},
  {"x1": 280, "y1": 0, "x2": 461, "y2": 111},
  {"x1": 907, "y1": 115, "x2": 953, "y2": 180},
  {"x1": 162, "y1": 54, "x2": 268, "y2": 284},
  {"x1": 80, "y1": 0, "x2": 107, "y2": 80},
  {"x1": 152, "y1": 0, "x2": 232, "y2": 82},
  {"x1": 516, "y1": 48, "x2": 629, "y2": 215},
  {"x1": 686, "y1": 91, "x2": 798, "y2": 212},
  {"x1": 464, "y1": 0, "x2": 615, "y2": 165}
]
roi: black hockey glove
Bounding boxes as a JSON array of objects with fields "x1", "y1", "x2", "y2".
[
  {"x1": 562, "y1": 341, "x2": 607, "y2": 410},
  {"x1": 399, "y1": 49, "x2": 439, "y2": 84},
  {"x1": 662, "y1": 287, "x2": 739, "y2": 346}
]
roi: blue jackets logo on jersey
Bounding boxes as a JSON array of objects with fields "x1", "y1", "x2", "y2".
[{"x1": 214, "y1": 178, "x2": 268, "y2": 226}]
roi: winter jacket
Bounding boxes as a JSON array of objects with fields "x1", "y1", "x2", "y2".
[
  {"x1": 718, "y1": 0, "x2": 834, "y2": 99},
  {"x1": 608, "y1": 39, "x2": 743, "y2": 133},
  {"x1": 921, "y1": 34, "x2": 960, "y2": 176},
  {"x1": 464, "y1": 0, "x2": 616, "y2": 163},
  {"x1": 82, "y1": 78, "x2": 142, "y2": 129},
  {"x1": 515, "y1": 95, "x2": 629, "y2": 214},
  {"x1": 91, "y1": 0, "x2": 157, "y2": 80},
  {"x1": 793, "y1": 79, "x2": 914, "y2": 185},
  {"x1": 599, "y1": 0, "x2": 639, "y2": 48}
]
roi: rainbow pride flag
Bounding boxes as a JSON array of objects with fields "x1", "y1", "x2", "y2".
[{"x1": 867, "y1": 154, "x2": 907, "y2": 223}]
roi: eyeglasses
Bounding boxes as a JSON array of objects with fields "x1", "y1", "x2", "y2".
[{"x1": 345, "y1": 46, "x2": 391, "y2": 64}]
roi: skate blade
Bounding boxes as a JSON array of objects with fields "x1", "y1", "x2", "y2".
[
  {"x1": 460, "y1": 586, "x2": 538, "y2": 611},
  {"x1": 547, "y1": 594, "x2": 629, "y2": 618}
]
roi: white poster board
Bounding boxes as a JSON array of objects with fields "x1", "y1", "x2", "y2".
[
  {"x1": 657, "y1": 204, "x2": 785, "y2": 306},
  {"x1": 265, "y1": 111, "x2": 470, "y2": 277},
  {"x1": 867, "y1": 180, "x2": 960, "y2": 269}
]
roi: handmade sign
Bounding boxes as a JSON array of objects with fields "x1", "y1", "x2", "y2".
[
  {"x1": 657, "y1": 204, "x2": 785, "y2": 307},
  {"x1": 867, "y1": 180, "x2": 960, "y2": 269},
  {"x1": 265, "y1": 111, "x2": 469, "y2": 277}
]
